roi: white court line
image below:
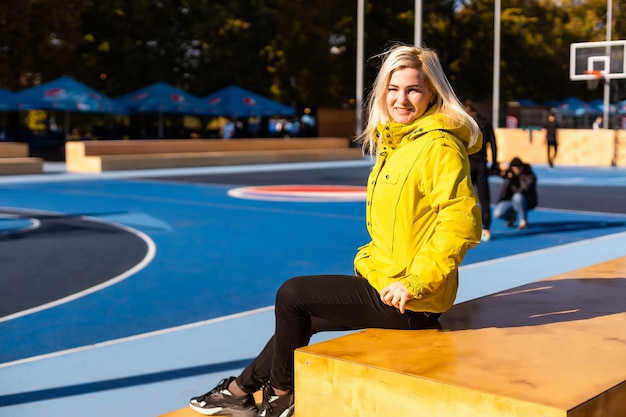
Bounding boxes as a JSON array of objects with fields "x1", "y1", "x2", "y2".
[
  {"x1": 0, "y1": 159, "x2": 373, "y2": 184},
  {"x1": 1, "y1": 164, "x2": 625, "y2": 368},
  {"x1": 1, "y1": 160, "x2": 626, "y2": 187},
  {"x1": 0, "y1": 306, "x2": 274, "y2": 368},
  {"x1": 0, "y1": 213, "x2": 41, "y2": 236},
  {"x1": 533, "y1": 206, "x2": 626, "y2": 217},
  {"x1": 0, "y1": 211, "x2": 157, "y2": 323},
  {"x1": 4, "y1": 229, "x2": 626, "y2": 369}
]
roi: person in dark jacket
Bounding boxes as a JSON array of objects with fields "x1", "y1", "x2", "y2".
[
  {"x1": 493, "y1": 157, "x2": 537, "y2": 230},
  {"x1": 466, "y1": 104, "x2": 498, "y2": 241}
]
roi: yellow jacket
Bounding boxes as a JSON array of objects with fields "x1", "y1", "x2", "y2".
[{"x1": 354, "y1": 110, "x2": 482, "y2": 313}]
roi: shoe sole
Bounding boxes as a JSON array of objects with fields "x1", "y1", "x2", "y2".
[
  {"x1": 261, "y1": 404, "x2": 294, "y2": 417},
  {"x1": 281, "y1": 405, "x2": 295, "y2": 417},
  {"x1": 189, "y1": 403, "x2": 257, "y2": 417}
]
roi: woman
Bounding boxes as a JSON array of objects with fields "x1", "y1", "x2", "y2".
[{"x1": 188, "y1": 44, "x2": 482, "y2": 417}]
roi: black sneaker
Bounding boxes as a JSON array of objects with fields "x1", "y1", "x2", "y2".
[
  {"x1": 504, "y1": 213, "x2": 517, "y2": 228},
  {"x1": 189, "y1": 377, "x2": 258, "y2": 417},
  {"x1": 258, "y1": 381, "x2": 294, "y2": 417}
]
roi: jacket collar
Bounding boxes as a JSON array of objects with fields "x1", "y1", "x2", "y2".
[
  {"x1": 375, "y1": 106, "x2": 438, "y2": 150},
  {"x1": 375, "y1": 105, "x2": 478, "y2": 154}
]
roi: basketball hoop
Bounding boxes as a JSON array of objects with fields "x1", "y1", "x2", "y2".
[{"x1": 584, "y1": 70, "x2": 603, "y2": 90}]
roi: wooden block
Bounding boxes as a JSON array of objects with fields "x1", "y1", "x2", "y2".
[
  {"x1": 0, "y1": 142, "x2": 29, "y2": 158},
  {"x1": 69, "y1": 138, "x2": 353, "y2": 157},
  {"x1": 0, "y1": 157, "x2": 44, "y2": 175},
  {"x1": 494, "y1": 128, "x2": 616, "y2": 167},
  {"x1": 67, "y1": 149, "x2": 363, "y2": 173},
  {"x1": 65, "y1": 138, "x2": 362, "y2": 173},
  {"x1": 295, "y1": 256, "x2": 626, "y2": 417}
]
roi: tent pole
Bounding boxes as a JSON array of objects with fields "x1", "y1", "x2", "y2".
[{"x1": 65, "y1": 111, "x2": 70, "y2": 138}]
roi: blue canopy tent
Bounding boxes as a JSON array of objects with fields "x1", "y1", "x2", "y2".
[
  {"x1": 12, "y1": 76, "x2": 128, "y2": 136},
  {"x1": 204, "y1": 85, "x2": 295, "y2": 117},
  {"x1": 543, "y1": 99, "x2": 560, "y2": 109},
  {"x1": 588, "y1": 99, "x2": 614, "y2": 115},
  {"x1": 557, "y1": 97, "x2": 590, "y2": 117},
  {"x1": 0, "y1": 88, "x2": 16, "y2": 141},
  {"x1": 0, "y1": 88, "x2": 16, "y2": 111},
  {"x1": 116, "y1": 82, "x2": 222, "y2": 138}
]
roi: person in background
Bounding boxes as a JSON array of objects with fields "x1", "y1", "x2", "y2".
[
  {"x1": 592, "y1": 116, "x2": 602, "y2": 130},
  {"x1": 544, "y1": 111, "x2": 559, "y2": 168},
  {"x1": 493, "y1": 157, "x2": 537, "y2": 230},
  {"x1": 186, "y1": 44, "x2": 482, "y2": 417},
  {"x1": 465, "y1": 102, "x2": 498, "y2": 242}
]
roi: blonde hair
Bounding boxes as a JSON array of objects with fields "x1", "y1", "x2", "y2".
[{"x1": 358, "y1": 44, "x2": 480, "y2": 156}]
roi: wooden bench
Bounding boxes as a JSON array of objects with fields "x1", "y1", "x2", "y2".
[
  {"x1": 294, "y1": 256, "x2": 626, "y2": 417},
  {"x1": 0, "y1": 142, "x2": 44, "y2": 175},
  {"x1": 158, "y1": 257, "x2": 626, "y2": 417},
  {"x1": 65, "y1": 138, "x2": 363, "y2": 173}
]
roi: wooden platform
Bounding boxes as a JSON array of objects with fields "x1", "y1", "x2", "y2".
[
  {"x1": 0, "y1": 142, "x2": 44, "y2": 175},
  {"x1": 493, "y1": 127, "x2": 626, "y2": 167},
  {"x1": 65, "y1": 138, "x2": 363, "y2": 173},
  {"x1": 294, "y1": 256, "x2": 626, "y2": 417}
]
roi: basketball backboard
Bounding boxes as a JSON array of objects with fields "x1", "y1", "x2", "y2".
[{"x1": 570, "y1": 40, "x2": 626, "y2": 80}]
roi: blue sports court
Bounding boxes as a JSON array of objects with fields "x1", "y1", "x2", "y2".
[{"x1": 1, "y1": 159, "x2": 626, "y2": 417}]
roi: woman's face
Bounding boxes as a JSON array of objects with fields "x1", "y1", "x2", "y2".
[{"x1": 386, "y1": 67, "x2": 434, "y2": 124}]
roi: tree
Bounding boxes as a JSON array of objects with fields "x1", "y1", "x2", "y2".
[
  {"x1": 0, "y1": 0, "x2": 88, "y2": 89},
  {"x1": 2, "y1": 0, "x2": 625, "y2": 109}
]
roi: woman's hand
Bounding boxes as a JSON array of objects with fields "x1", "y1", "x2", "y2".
[{"x1": 380, "y1": 282, "x2": 415, "y2": 313}]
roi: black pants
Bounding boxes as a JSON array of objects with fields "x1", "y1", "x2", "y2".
[
  {"x1": 235, "y1": 274, "x2": 440, "y2": 392},
  {"x1": 470, "y1": 161, "x2": 491, "y2": 230},
  {"x1": 547, "y1": 141, "x2": 558, "y2": 167}
]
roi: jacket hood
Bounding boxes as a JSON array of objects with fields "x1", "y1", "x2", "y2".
[{"x1": 376, "y1": 106, "x2": 482, "y2": 155}]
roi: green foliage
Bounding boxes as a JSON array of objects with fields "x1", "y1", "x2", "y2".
[{"x1": 1, "y1": 0, "x2": 625, "y2": 108}]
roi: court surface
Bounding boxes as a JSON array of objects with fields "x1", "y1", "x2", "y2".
[{"x1": 1, "y1": 159, "x2": 626, "y2": 417}]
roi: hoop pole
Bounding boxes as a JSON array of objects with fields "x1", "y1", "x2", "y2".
[
  {"x1": 604, "y1": 0, "x2": 613, "y2": 129},
  {"x1": 492, "y1": 0, "x2": 501, "y2": 128},
  {"x1": 414, "y1": 0, "x2": 422, "y2": 47},
  {"x1": 356, "y1": 0, "x2": 364, "y2": 137}
]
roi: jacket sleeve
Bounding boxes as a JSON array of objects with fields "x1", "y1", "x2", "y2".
[
  {"x1": 498, "y1": 177, "x2": 512, "y2": 201},
  {"x1": 517, "y1": 171, "x2": 536, "y2": 194},
  {"x1": 518, "y1": 170, "x2": 538, "y2": 208}
]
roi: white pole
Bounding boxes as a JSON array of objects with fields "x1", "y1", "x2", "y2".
[
  {"x1": 492, "y1": 0, "x2": 501, "y2": 128},
  {"x1": 414, "y1": 0, "x2": 422, "y2": 47},
  {"x1": 603, "y1": 0, "x2": 612, "y2": 129},
  {"x1": 356, "y1": 0, "x2": 364, "y2": 137}
]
